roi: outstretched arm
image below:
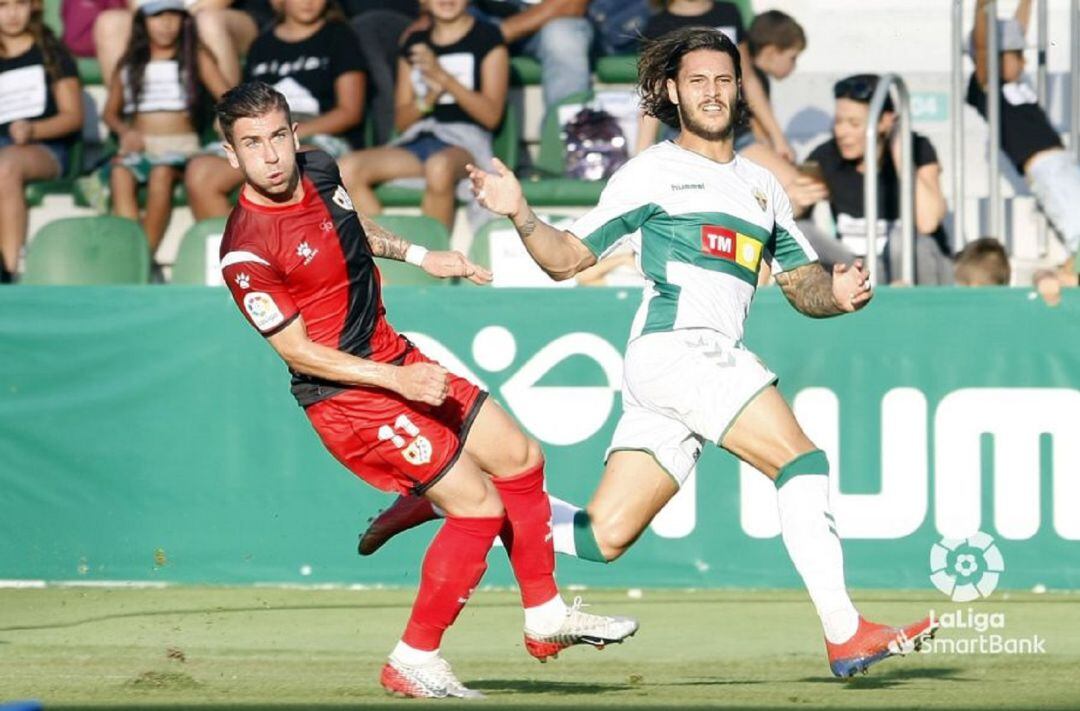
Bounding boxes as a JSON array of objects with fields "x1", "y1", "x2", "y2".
[
  {"x1": 359, "y1": 212, "x2": 492, "y2": 284},
  {"x1": 467, "y1": 158, "x2": 597, "y2": 280},
  {"x1": 773, "y1": 259, "x2": 873, "y2": 318}
]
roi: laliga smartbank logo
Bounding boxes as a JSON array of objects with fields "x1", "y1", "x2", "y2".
[
  {"x1": 930, "y1": 531, "x2": 1004, "y2": 602},
  {"x1": 924, "y1": 531, "x2": 1046, "y2": 655}
]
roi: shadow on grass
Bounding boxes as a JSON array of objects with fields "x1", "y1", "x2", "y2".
[{"x1": 799, "y1": 665, "x2": 974, "y2": 688}]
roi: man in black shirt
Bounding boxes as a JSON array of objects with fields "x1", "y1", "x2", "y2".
[
  {"x1": 969, "y1": 0, "x2": 1080, "y2": 261},
  {"x1": 802, "y1": 74, "x2": 953, "y2": 285}
]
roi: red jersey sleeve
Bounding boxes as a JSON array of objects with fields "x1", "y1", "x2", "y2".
[{"x1": 220, "y1": 250, "x2": 300, "y2": 336}]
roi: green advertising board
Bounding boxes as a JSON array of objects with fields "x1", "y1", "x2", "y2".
[{"x1": 1, "y1": 286, "x2": 1077, "y2": 592}]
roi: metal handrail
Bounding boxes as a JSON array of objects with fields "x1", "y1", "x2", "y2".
[
  {"x1": 952, "y1": 0, "x2": 966, "y2": 250},
  {"x1": 1036, "y1": 0, "x2": 1049, "y2": 257},
  {"x1": 864, "y1": 75, "x2": 914, "y2": 284},
  {"x1": 986, "y1": 0, "x2": 1002, "y2": 238}
]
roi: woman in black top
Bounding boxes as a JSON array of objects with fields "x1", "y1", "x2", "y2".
[
  {"x1": 0, "y1": 0, "x2": 84, "y2": 282},
  {"x1": 339, "y1": 0, "x2": 508, "y2": 230},
  {"x1": 184, "y1": 0, "x2": 367, "y2": 220}
]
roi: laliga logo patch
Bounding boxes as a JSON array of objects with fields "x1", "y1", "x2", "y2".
[
  {"x1": 243, "y1": 292, "x2": 284, "y2": 331},
  {"x1": 332, "y1": 185, "x2": 354, "y2": 212}
]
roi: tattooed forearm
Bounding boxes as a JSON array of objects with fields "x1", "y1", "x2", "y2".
[
  {"x1": 513, "y1": 209, "x2": 537, "y2": 238},
  {"x1": 360, "y1": 213, "x2": 411, "y2": 261},
  {"x1": 774, "y1": 263, "x2": 842, "y2": 318}
]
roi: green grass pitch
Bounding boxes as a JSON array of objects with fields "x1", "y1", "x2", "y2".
[{"x1": 1, "y1": 587, "x2": 1078, "y2": 710}]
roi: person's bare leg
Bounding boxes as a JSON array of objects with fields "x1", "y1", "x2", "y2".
[
  {"x1": 109, "y1": 164, "x2": 139, "y2": 220},
  {"x1": 195, "y1": 9, "x2": 258, "y2": 86},
  {"x1": 94, "y1": 9, "x2": 133, "y2": 85},
  {"x1": 338, "y1": 146, "x2": 423, "y2": 217},
  {"x1": 722, "y1": 385, "x2": 859, "y2": 644},
  {"x1": 0, "y1": 145, "x2": 61, "y2": 274},
  {"x1": 420, "y1": 147, "x2": 471, "y2": 230},
  {"x1": 185, "y1": 155, "x2": 241, "y2": 220},
  {"x1": 144, "y1": 165, "x2": 178, "y2": 255}
]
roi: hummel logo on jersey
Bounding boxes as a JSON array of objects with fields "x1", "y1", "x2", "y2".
[
  {"x1": 235, "y1": 272, "x2": 250, "y2": 289},
  {"x1": 671, "y1": 183, "x2": 705, "y2": 191},
  {"x1": 296, "y1": 241, "x2": 318, "y2": 265}
]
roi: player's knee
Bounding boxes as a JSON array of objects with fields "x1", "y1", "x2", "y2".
[
  {"x1": 499, "y1": 434, "x2": 542, "y2": 475},
  {"x1": 0, "y1": 157, "x2": 20, "y2": 186},
  {"x1": 423, "y1": 154, "x2": 456, "y2": 191},
  {"x1": 588, "y1": 513, "x2": 638, "y2": 562}
]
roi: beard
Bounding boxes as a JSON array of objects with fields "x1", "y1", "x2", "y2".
[{"x1": 678, "y1": 101, "x2": 735, "y2": 142}]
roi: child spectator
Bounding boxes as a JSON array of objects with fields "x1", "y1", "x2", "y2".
[
  {"x1": 969, "y1": 0, "x2": 1080, "y2": 261},
  {"x1": 637, "y1": 1, "x2": 794, "y2": 166},
  {"x1": 954, "y1": 237, "x2": 1011, "y2": 286},
  {"x1": 184, "y1": 0, "x2": 366, "y2": 220},
  {"x1": 100, "y1": 0, "x2": 230, "y2": 264},
  {"x1": 338, "y1": 0, "x2": 508, "y2": 230},
  {"x1": 0, "y1": 0, "x2": 84, "y2": 284}
]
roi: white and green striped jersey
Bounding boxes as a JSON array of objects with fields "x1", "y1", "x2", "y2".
[{"x1": 569, "y1": 141, "x2": 817, "y2": 342}]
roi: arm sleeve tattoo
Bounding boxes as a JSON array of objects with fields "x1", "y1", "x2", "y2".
[
  {"x1": 359, "y1": 212, "x2": 411, "y2": 261},
  {"x1": 773, "y1": 263, "x2": 843, "y2": 318}
]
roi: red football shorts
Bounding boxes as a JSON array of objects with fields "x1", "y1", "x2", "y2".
[{"x1": 305, "y1": 346, "x2": 487, "y2": 495}]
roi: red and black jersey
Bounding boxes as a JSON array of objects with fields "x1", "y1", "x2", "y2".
[{"x1": 220, "y1": 150, "x2": 408, "y2": 407}]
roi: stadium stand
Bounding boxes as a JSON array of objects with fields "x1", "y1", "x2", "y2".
[{"x1": 22, "y1": 215, "x2": 150, "y2": 285}]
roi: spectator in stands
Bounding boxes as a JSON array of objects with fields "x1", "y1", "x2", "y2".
[
  {"x1": 637, "y1": 1, "x2": 794, "y2": 164},
  {"x1": 969, "y1": 0, "x2": 1080, "y2": 262},
  {"x1": 954, "y1": 237, "x2": 1010, "y2": 286},
  {"x1": 94, "y1": 0, "x2": 270, "y2": 85},
  {"x1": 347, "y1": 0, "x2": 421, "y2": 146},
  {"x1": 338, "y1": 0, "x2": 508, "y2": 230},
  {"x1": 99, "y1": 0, "x2": 230, "y2": 265},
  {"x1": 469, "y1": 0, "x2": 589, "y2": 113},
  {"x1": 0, "y1": 0, "x2": 84, "y2": 284},
  {"x1": 184, "y1": 0, "x2": 366, "y2": 220},
  {"x1": 802, "y1": 74, "x2": 952, "y2": 285}
]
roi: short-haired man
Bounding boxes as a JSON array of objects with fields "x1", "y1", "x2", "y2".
[{"x1": 214, "y1": 81, "x2": 637, "y2": 699}]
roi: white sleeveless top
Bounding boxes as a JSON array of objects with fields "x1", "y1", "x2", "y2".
[{"x1": 122, "y1": 60, "x2": 188, "y2": 114}]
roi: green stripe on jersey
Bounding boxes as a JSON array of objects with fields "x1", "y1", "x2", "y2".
[
  {"x1": 769, "y1": 223, "x2": 814, "y2": 272},
  {"x1": 581, "y1": 203, "x2": 663, "y2": 257}
]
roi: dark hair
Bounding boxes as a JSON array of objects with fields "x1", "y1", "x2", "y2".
[
  {"x1": 834, "y1": 73, "x2": 895, "y2": 113},
  {"x1": 273, "y1": 0, "x2": 346, "y2": 26},
  {"x1": 119, "y1": 9, "x2": 202, "y2": 119},
  {"x1": 216, "y1": 81, "x2": 293, "y2": 144},
  {"x1": 955, "y1": 237, "x2": 1011, "y2": 285},
  {"x1": 638, "y1": 27, "x2": 750, "y2": 131},
  {"x1": 747, "y1": 10, "x2": 806, "y2": 56},
  {"x1": 0, "y1": 0, "x2": 70, "y2": 81}
]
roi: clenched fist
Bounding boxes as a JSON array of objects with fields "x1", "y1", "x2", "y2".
[{"x1": 393, "y1": 362, "x2": 450, "y2": 406}]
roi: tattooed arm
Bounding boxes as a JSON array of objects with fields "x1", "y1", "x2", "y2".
[
  {"x1": 773, "y1": 260, "x2": 873, "y2": 318},
  {"x1": 358, "y1": 212, "x2": 492, "y2": 284},
  {"x1": 360, "y1": 212, "x2": 411, "y2": 260}
]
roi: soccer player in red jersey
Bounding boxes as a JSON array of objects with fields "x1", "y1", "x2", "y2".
[{"x1": 215, "y1": 81, "x2": 638, "y2": 699}]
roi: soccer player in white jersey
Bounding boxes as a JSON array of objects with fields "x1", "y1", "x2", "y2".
[{"x1": 361, "y1": 27, "x2": 937, "y2": 677}]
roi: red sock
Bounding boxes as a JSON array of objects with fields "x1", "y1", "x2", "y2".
[
  {"x1": 401, "y1": 515, "x2": 503, "y2": 651},
  {"x1": 494, "y1": 461, "x2": 559, "y2": 608}
]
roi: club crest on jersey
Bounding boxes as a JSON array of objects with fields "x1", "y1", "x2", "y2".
[
  {"x1": 332, "y1": 185, "x2": 354, "y2": 212},
  {"x1": 753, "y1": 187, "x2": 768, "y2": 212},
  {"x1": 235, "y1": 272, "x2": 250, "y2": 289},
  {"x1": 402, "y1": 436, "x2": 433, "y2": 466},
  {"x1": 296, "y1": 241, "x2": 318, "y2": 265}
]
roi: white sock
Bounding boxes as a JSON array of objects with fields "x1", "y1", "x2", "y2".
[
  {"x1": 391, "y1": 640, "x2": 439, "y2": 666},
  {"x1": 431, "y1": 503, "x2": 446, "y2": 518},
  {"x1": 776, "y1": 472, "x2": 860, "y2": 644},
  {"x1": 523, "y1": 593, "x2": 568, "y2": 634},
  {"x1": 548, "y1": 495, "x2": 581, "y2": 557}
]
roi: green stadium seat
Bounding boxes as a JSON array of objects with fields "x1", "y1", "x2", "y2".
[
  {"x1": 468, "y1": 213, "x2": 575, "y2": 287},
  {"x1": 22, "y1": 215, "x2": 150, "y2": 285},
  {"x1": 522, "y1": 177, "x2": 606, "y2": 206},
  {"x1": 369, "y1": 215, "x2": 452, "y2": 286},
  {"x1": 25, "y1": 136, "x2": 85, "y2": 207},
  {"x1": 373, "y1": 101, "x2": 520, "y2": 208},
  {"x1": 510, "y1": 57, "x2": 542, "y2": 86},
  {"x1": 595, "y1": 55, "x2": 638, "y2": 84},
  {"x1": 170, "y1": 217, "x2": 228, "y2": 285},
  {"x1": 77, "y1": 57, "x2": 104, "y2": 86}
]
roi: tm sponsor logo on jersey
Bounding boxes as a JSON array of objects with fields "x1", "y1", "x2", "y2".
[
  {"x1": 701, "y1": 225, "x2": 764, "y2": 272},
  {"x1": 297, "y1": 241, "x2": 318, "y2": 265}
]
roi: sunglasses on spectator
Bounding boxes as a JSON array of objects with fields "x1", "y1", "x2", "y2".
[{"x1": 833, "y1": 75, "x2": 880, "y2": 102}]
